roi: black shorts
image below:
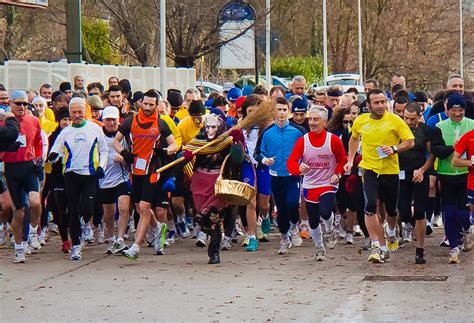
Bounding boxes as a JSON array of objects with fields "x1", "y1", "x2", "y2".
[
  {"x1": 336, "y1": 176, "x2": 356, "y2": 212},
  {"x1": 131, "y1": 174, "x2": 169, "y2": 209},
  {"x1": 171, "y1": 170, "x2": 187, "y2": 198},
  {"x1": 100, "y1": 181, "x2": 131, "y2": 204},
  {"x1": 5, "y1": 161, "x2": 40, "y2": 210}
]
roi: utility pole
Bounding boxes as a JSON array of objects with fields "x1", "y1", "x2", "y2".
[
  {"x1": 459, "y1": 0, "x2": 464, "y2": 78},
  {"x1": 322, "y1": 0, "x2": 328, "y2": 84},
  {"x1": 265, "y1": 0, "x2": 271, "y2": 90},
  {"x1": 65, "y1": 0, "x2": 82, "y2": 63},
  {"x1": 160, "y1": 0, "x2": 167, "y2": 97},
  {"x1": 358, "y1": 0, "x2": 363, "y2": 84}
]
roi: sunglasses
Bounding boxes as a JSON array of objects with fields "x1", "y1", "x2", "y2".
[
  {"x1": 205, "y1": 125, "x2": 218, "y2": 129},
  {"x1": 13, "y1": 101, "x2": 29, "y2": 107},
  {"x1": 343, "y1": 120, "x2": 352, "y2": 124}
]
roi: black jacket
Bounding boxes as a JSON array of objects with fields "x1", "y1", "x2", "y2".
[{"x1": 0, "y1": 117, "x2": 20, "y2": 152}]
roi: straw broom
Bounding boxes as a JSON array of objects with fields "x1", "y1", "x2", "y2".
[{"x1": 150, "y1": 98, "x2": 276, "y2": 182}]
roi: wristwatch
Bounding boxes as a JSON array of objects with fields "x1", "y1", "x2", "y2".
[{"x1": 391, "y1": 145, "x2": 398, "y2": 154}]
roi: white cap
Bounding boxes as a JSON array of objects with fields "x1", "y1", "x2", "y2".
[
  {"x1": 102, "y1": 106, "x2": 120, "y2": 119},
  {"x1": 223, "y1": 81, "x2": 235, "y2": 92}
]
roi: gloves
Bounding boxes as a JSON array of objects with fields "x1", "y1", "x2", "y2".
[
  {"x1": 183, "y1": 150, "x2": 193, "y2": 162},
  {"x1": 95, "y1": 166, "x2": 105, "y2": 179},
  {"x1": 47, "y1": 152, "x2": 58, "y2": 162},
  {"x1": 229, "y1": 128, "x2": 242, "y2": 144},
  {"x1": 120, "y1": 149, "x2": 135, "y2": 164},
  {"x1": 162, "y1": 177, "x2": 176, "y2": 192},
  {"x1": 33, "y1": 163, "x2": 44, "y2": 182}
]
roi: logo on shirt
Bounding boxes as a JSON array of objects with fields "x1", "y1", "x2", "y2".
[{"x1": 74, "y1": 132, "x2": 88, "y2": 143}]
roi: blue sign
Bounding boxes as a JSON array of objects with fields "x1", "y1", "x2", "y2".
[{"x1": 219, "y1": 1, "x2": 255, "y2": 22}]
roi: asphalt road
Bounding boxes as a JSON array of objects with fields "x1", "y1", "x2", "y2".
[{"x1": 1, "y1": 227, "x2": 473, "y2": 322}]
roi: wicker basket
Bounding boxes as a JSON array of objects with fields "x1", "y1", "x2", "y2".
[{"x1": 215, "y1": 154, "x2": 256, "y2": 206}]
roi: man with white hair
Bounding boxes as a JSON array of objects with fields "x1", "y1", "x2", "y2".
[
  {"x1": 285, "y1": 75, "x2": 306, "y2": 99},
  {"x1": 287, "y1": 106, "x2": 348, "y2": 260},
  {"x1": 48, "y1": 97, "x2": 108, "y2": 261}
]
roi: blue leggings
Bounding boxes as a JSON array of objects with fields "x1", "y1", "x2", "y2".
[
  {"x1": 305, "y1": 193, "x2": 336, "y2": 230},
  {"x1": 270, "y1": 176, "x2": 300, "y2": 235}
]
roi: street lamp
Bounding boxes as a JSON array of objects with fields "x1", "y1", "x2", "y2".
[{"x1": 160, "y1": 0, "x2": 167, "y2": 97}]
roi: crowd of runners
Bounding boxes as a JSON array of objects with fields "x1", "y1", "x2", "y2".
[{"x1": 0, "y1": 73, "x2": 473, "y2": 265}]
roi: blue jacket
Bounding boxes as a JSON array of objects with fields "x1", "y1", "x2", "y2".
[{"x1": 254, "y1": 120, "x2": 305, "y2": 176}]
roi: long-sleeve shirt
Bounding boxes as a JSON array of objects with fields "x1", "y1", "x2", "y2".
[
  {"x1": 287, "y1": 129, "x2": 347, "y2": 177},
  {"x1": 0, "y1": 116, "x2": 20, "y2": 152},
  {"x1": 50, "y1": 120, "x2": 108, "y2": 176},
  {"x1": 3, "y1": 115, "x2": 42, "y2": 163}
]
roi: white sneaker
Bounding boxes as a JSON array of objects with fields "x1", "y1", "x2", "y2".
[
  {"x1": 0, "y1": 226, "x2": 7, "y2": 246},
  {"x1": 278, "y1": 236, "x2": 292, "y2": 255},
  {"x1": 324, "y1": 229, "x2": 337, "y2": 249},
  {"x1": 345, "y1": 233, "x2": 354, "y2": 245},
  {"x1": 336, "y1": 225, "x2": 346, "y2": 239},
  {"x1": 23, "y1": 241, "x2": 32, "y2": 255},
  {"x1": 145, "y1": 227, "x2": 154, "y2": 246},
  {"x1": 48, "y1": 222, "x2": 59, "y2": 234},
  {"x1": 14, "y1": 245, "x2": 26, "y2": 263},
  {"x1": 94, "y1": 225, "x2": 105, "y2": 244},
  {"x1": 180, "y1": 227, "x2": 190, "y2": 239},
  {"x1": 82, "y1": 222, "x2": 94, "y2": 243},
  {"x1": 221, "y1": 236, "x2": 232, "y2": 250},
  {"x1": 196, "y1": 231, "x2": 207, "y2": 247},
  {"x1": 314, "y1": 244, "x2": 326, "y2": 261},
  {"x1": 39, "y1": 228, "x2": 46, "y2": 246},
  {"x1": 353, "y1": 224, "x2": 363, "y2": 236},
  {"x1": 70, "y1": 244, "x2": 82, "y2": 260},
  {"x1": 432, "y1": 214, "x2": 443, "y2": 227},
  {"x1": 403, "y1": 227, "x2": 413, "y2": 243},
  {"x1": 28, "y1": 232, "x2": 41, "y2": 251},
  {"x1": 289, "y1": 227, "x2": 303, "y2": 247},
  {"x1": 153, "y1": 223, "x2": 167, "y2": 255},
  {"x1": 361, "y1": 237, "x2": 371, "y2": 250}
]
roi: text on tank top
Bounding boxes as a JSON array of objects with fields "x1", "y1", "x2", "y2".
[{"x1": 301, "y1": 132, "x2": 337, "y2": 189}]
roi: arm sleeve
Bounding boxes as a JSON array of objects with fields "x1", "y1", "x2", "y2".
[
  {"x1": 34, "y1": 119, "x2": 43, "y2": 159},
  {"x1": 331, "y1": 135, "x2": 348, "y2": 175},
  {"x1": 286, "y1": 137, "x2": 304, "y2": 175},
  {"x1": 0, "y1": 117, "x2": 19, "y2": 144},
  {"x1": 49, "y1": 130, "x2": 66, "y2": 158},
  {"x1": 431, "y1": 126, "x2": 454, "y2": 159},
  {"x1": 118, "y1": 116, "x2": 133, "y2": 136},
  {"x1": 96, "y1": 128, "x2": 108, "y2": 169}
]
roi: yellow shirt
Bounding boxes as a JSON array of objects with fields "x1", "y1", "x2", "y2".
[
  {"x1": 39, "y1": 115, "x2": 57, "y2": 135},
  {"x1": 351, "y1": 112, "x2": 414, "y2": 174},
  {"x1": 160, "y1": 114, "x2": 182, "y2": 150},
  {"x1": 44, "y1": 107, "x2": 56, "y2": 123},
  {"x1": 178, "y1": 116, "x2": 203, "y2": 145},
  {"x1": 175, "y1": 106, "x2": 189, "y2": 122}
]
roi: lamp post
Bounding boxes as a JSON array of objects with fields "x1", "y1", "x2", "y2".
[{"x1": 160, "y1": 0, "x2": 167, "y2": 97}]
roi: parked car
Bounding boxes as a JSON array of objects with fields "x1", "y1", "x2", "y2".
[
  {"x1": 310, "y1": 73, "x2": 364, "y2": 94},
  {"x1": 196, "y1": 81, "x2": 223, "y2": 96},
  {"x1": 234, "y1": 75, "x2": 289, "y2": 91}
]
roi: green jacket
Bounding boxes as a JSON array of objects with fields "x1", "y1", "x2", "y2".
[{"x1": 435, "y1": 117, "x2": 474, "y2": 176}]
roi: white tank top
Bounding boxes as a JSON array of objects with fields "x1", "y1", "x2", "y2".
[
  {"x1": 301, "y1": 132, "x2": 337, "y2": 189},
  {"x1": 99, "y1": 134, "x2": 129, "y2": 189}
]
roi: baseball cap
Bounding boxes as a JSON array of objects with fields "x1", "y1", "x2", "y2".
[
  {"x1": 413, "y1": 91, "x2": 428, "y2": 103},
  {"x1": 102, "y1": 106, "x2": 120, "y2": 119},
  {"x1": 87, "y1": 95, "x2": 104, "y2": 109},
  {"x1": 235, "y1": 96, "x2": 246, "y2": 110},
  {"x1": 10, "y1": 90, "x2": 28, "y2": 101},
  {"x1": 223, "y1": 82, "x2": 235, "y2": 92},
  {"x1": 227, "y1": 87, "x2": 242, "y2": 102},
  {"x1": 291, "y1": 97, "x2": 308, "y2": 113}
]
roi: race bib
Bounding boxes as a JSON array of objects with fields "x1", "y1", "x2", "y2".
[
  {"x1": 17, "y1": 134, "x2": 27, "y2": 147},
  {"x1": 135, "y1": 158, "x2": 147, "y2": 171},
  {"x1": 399, "y1": 170, "x2": 405, "y2": 180}
]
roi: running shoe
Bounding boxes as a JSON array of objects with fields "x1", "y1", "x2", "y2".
[
  {"x1": 122, "y1": 247, "x2": 139, "y2": 260},
  {"x1": 353, "y1": 224, "x2": 363, "y2": 236},
  {"x1": 234, "y1": 218, "x2": 244, "y2": 236},
  {"x1": 278, "y1": 237, "x2": 292, "y2": 255},
  {"x1": 48, "y1": 222, "x2": 59, "y2": 234},
  {"x1": 61, "y1": 241, "x2": 71, "y2": 254},
  {"x1": 261, "y1": 216, "x2": 271, "y2": 235},
  {"x1": 24, "y1": 241, "x2": 32, "y2": 255},
  {"x1": 336, "y1": 225, "x2": 346, "y2": 239},
  {"x1": 196, "y1": 231, "x2": 207, "y2": 247},
  {"x1": 39, "y1": 228, "x2": 47, "y2": 246},
  {"x1": 462, "y1": 229, "x2": 472, "y2": 252},
  {"x1": 314, "y1": 244, "x2": 326, "y2": 261},
  {"x1": 361, "y1": 237, "x2": 371, "y2": 250},
  {"x1": 186, "y1": 216, "x2": 193, "y2": 230},
  {"x1": 402, "y1": 227, "x2": 413, "y2": 243},
  {"x1": 368, "y1": 247, "x2": 382, "y2": 263},
  {"x1": 70, "y1": 245, "x2": 82, "y2": 261},
  {"x1": 153, "y1": 223, "x2": 167, "y2": 255},
  {"x1": 230, "y1": 231, "x2": 239, "y2": 243},
  {"x1": 94, "y1": 224, "x2": 105, "y2": 244},
  {"x1": 14, "y1": 245, "x2": 26, "y2": 263},
  {"x1": 290, "y1": 227, "x2": 303, "y2": 247},
  {"x1": 82, "y1": 222, "x2": 94, "y2": 243},
  {"x1": 385, "y1": 225, "x2": 399, "y2": 252},
  {"x1": 415, "y1": 247, "x2": 425, "y2": 264},
  {"x1": 432, "y1": 214, "x2": 443, "y2": 227},
  {"x1": 178, "y1": 222, "x2": 190, "y2": 239},
  {"x1": 256, "y1": 222, "x2": 265, "y2": 241},
  {"x1": 241, "y1": 235, "x2": 250, "y2": 247},
  {"x1": 425, "y1": 221, "x2": 433, "y2": 236},
  {"x1": 246, "y1": 237, "x2": 258, "y2": 252},
  {"x1": 145, "y1": 227, "x2": 155, "y2": 246},
  {"x1": 28, "y1": 231, "x2": 41, "y2": 251},
  {"x1": 299, "y1": 223, "x2": 311, "y2": 239},
  {"x1": 448, "y1": 247, "x2": 460, "y2": 264},
  {"x1": 0, "y1": 225, "x2": 7, "y2": 246},
  {"x1": 380, "y1": 248, "x2": 390, "y2": 262},
  {"x1": 345, "y1": 233, "x2": 354, "y2": 245},
  {"x1": 221, "y1": 236, "x2": 232, "y2": 250},
  {"x1": 439, "y1": 237, "x2": 450, "y2": 247},
  {"x1": 323, "y1": 229, "x2": 337, "y2": 249},
  {"x1": 167, "y1": 230, "x2": 176, "y2": 244}
]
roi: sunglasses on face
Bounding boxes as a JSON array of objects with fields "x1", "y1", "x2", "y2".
[
  {"x1": 13, "y1": 101, "x2": 29, "y2": 107},
  {"x1": 205, "y1": 125, "x2": 218, "y2": 129},
  {"x1": 343, "y1": 120, "x2": 352, "y2": 124}
]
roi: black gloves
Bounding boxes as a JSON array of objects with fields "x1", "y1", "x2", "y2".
[
  {"x1": 47, "y1": 152, "x2": 59, "y2": 162},
  {"x1": 95, "y1": 166, "x2": 105, "y2": 179},
  {"x1": 120, "y1": 149, "x2": 135, "y2": 164}
]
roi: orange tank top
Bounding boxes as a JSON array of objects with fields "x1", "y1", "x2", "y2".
[{"x1": 130, "y1": 113, "x2": 161, "y2": 175}]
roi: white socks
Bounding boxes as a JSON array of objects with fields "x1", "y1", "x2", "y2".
[
  {"x1": 323, "y1": 214, "x2": 334, "y2": 233},
  {"x1": 310, "y1": 226, "x2": 323, "y2": 246}
]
